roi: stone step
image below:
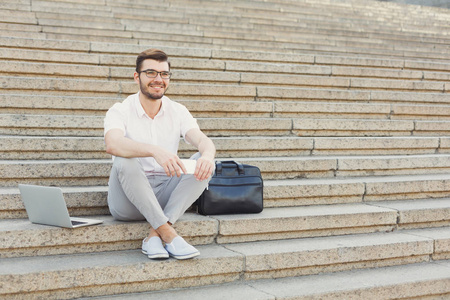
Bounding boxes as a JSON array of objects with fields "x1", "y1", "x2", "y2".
[
  {"x1": 97, "y1": 260, "x2": 450, "y2": 300},
  {"x1": 4, "y1": 93, "x2": 450, "y2": 119},
  {"x1": 2, "y1": 74, "x2": 450, "y2": 104},
  {"x1": 3, "y1": 154, "x2": 450, "y2": 186},
  {"x1": 2, "y1": 4, "x2": 438, "y2": 42},
  {"x1": 39, "y1": 17, "x2": 125, "y2": 31},
  {"x1": 2, "y1": 21, "x2": 449, "y2": 61},
  {"x1": 1, "y1": 135, "x2": 446, "y2": 160},
  {"x1": 3, "y1": 0, "x2": 449, "y2": 37},
  {"x1": 0, "y1": 228, "x2": 448, "y2": 299},
  {"x1": 0, "y1": 135, "x2": 317, "y2": 160},
  {"x1": 2, "y1": 174, "x2": 450, "y2": 218},
  {"x1": 215, "y1": 198, "x2": 450, "y2": 244},
  {"x1": 1, "y1": 59, "x2": 448, "y2": 93},
  {"x1": 242, "y1": 154, "x2": 450, "y2": 178},
  {"x1": 31, "y1": 0, "x2": 112, "y2": 14},
  {"x1": 223, "y1": 228, "x2": 449, "y2": 280},
  {"x1": 0, "y1": 212, "x2": 215, "y2": 258},
  {"x1": 2, "y1": 35, "x2": 450, "y2": 73},
  {"x1": 0, "y1": 114, "x2": 294, "y2": 136},
  {"x1": 256, "y1": 86, "x2": 450, "y2": 104},
  {"x1": 2, "y1": 200, "x2": 449, "y2": 258},
  {"x1": 0, "y1": 136, "x2": 313, "y2": 160},
  {"x1": 2, "y1": 113, "x2": 450, "y2": 136},
  {"x1": 265, "y1": 174, "x2": 450, "y2": 207},
  {"x1": 4, "y1": 94, "x2": 450, "y2": 120},
  {"x1": 33, "y1": 11, "x2": 120, "y2": 25},
  {"x1": 0, "y1": 0, "x2": 31, "y2": 11},
  {"x1": 21, "y1": 2, "x2": 450, "y2": 48},
  {"x1": 2, "y1": 45, "x2": 449, "y2": 83},
  {"x1": 0, "y1": 9, "x2": 37, "y2": 25},
  {"x1": 200, "y1": 27, "x2": 449, "y2": 57},
  {"x1": 292, "y1": 118, "x2": 450, "y2": 137}
]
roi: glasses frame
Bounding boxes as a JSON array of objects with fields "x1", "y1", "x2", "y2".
[{"x1": 139, "y1": 69, "x2": 172, "y2": 79}]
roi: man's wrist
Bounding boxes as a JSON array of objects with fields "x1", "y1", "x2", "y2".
[{"x1": 200, "y1": 153, "x2": 215, "y2": 161}]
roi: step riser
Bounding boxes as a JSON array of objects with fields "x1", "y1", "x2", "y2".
[
  {"x1": 1, "y1": 61, "x2": 448, "y2": 93},
  {"x1": 2, "y1": 115, "x2": 450, "y2": 137},
  {"x1": 3, "y1": 156, "x2": 450, "y2": 186},
  {"x1": 5, "y1": 94, "x2": 450, "y2": 122},
  {"x1": 265, "y1": 179, "x2": 450, "y2": 207},
  {"x1": 2, "y1": 45, "x2": 449, "y2": 82},
  {"x1": 0, "y1": 216, "x2": 217, "y2": 258},
  {"x1": 102, "y1": 262, "x2": 450, "y2": 300},
  {"x1": 1, "y1": 137, "x2": 446, "y2": 159},
  {"x1": 0, "y1": 248, "x2": 243, "y2": 300},
  {"x1": 3, "y1": 178, "x2": 450, "y2": 218},
  {"x1": 1, "y1": 231, "x2": 444, "y2": 298}
]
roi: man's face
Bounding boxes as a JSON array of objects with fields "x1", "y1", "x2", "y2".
[{"x1": 134, "y1": 59, "x2": 170, "y2": 100}]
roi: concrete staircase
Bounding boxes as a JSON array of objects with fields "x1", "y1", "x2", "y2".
[{"x1": 1, "y1": 0, "x2": 450, "y2": 299}]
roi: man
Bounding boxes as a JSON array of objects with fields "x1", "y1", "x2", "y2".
[{"x1": 104, "y1": 49, "x2": 216, "y2": 260}]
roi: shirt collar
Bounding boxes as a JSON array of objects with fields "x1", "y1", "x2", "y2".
[{"x1": 135, "y1": 92, "x2": 166, "y2": 119}]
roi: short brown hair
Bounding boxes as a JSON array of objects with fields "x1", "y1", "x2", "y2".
[{"x1": 136, "y1": 49, "x2": 170, "y2": 72}]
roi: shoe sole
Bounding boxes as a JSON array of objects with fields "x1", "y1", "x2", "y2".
[
  {"x1": 142, "y1": 250, "x2": 169, "y2": 260},
  {"x1": 168, "y1": 251, "x2": 200, "y2": 260}
]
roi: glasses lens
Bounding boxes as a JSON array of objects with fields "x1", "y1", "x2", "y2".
[
  {"x1": 145, "y1": 70, "x2": 158, "y2": 78},
  {"x1": 161, "y1": 72, "x2": 171, "y2": 79}
]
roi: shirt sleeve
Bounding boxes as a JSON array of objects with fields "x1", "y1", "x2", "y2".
[
  {"x1": 104, "y1": 102, "x2": 127, "y2": 137},
  {"x1": 179, "y1": 104, "x2": 200, "y2": 141}
]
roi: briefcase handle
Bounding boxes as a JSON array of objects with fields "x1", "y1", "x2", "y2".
[{"x1": 215, "y1": 160, "x2": 245, "y2": 175}]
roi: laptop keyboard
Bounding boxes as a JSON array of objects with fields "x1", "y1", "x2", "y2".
[{"x1": 71, "y1": 220, "x2": 88, "y2": 226}]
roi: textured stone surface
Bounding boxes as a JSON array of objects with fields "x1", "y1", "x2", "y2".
[
  {"x1": 95, "y1": 261, "x2": 450, "y2": 299},
  {"x1": 257, "y1": 87, "x2": 370, "y2": 101},
  {"x1": 293, "y1": 119, "x2": 414, "y2": 136},
  {"x1": 392, "y1": 104, "x2": 450, "y2": 120},
  {"x1": 274, "y1": 102, "x2": 390, "y2": 119},
  {"x1": 225, "y1": 231, "x2": 434, "y2": 280},
  {"x1": 364, "y1": 174, "x2": 450, "y2": 201},
  {"x1": 1, "y1": 0, "x2": 450, "y2": 298},
  {"x1": 263, "y1": 178, "x2": 366, "y2": 207},
  {"x1": 336, "y1": 154, "x2": 450, "y2": 177},
  {"x1": 0, "y1": 213, "x2": 217, "y2": 258},
  {"x1": 370, "y1": 199, "x2": 450, "y2": 229},
  {"x1": 402, "y1": 227, "x2": 450, "y2": 260},
  {"x1": 214, "y1": 204, "x2": 397, "y2": 243},
  {"x1": 414, "y1": 120, "x2": 450, "y2": 135},
  {"x1": 0, "y1": 245, "x2": 243, "y2": 298},
  {"x1": 370, "y1": 91, "x2": 450, "y2": 104},
  {"x1": 313, "y1": 136, "x2": 440, "y2": 155},
  {"x1": 248, "y1": 261, "x2": 450, "y2": 299}
]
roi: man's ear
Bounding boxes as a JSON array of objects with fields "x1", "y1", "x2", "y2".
[{"x1": 133, "y1": 72, "x2": 140, "y2": 84}]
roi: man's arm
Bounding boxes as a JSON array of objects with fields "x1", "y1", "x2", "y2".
[
  {"x1": 185, "y1": 128, "x2": 216, "y2": 181},
  {"x1": 105, "y1": 128, "x2": 187, "y2": 177}
]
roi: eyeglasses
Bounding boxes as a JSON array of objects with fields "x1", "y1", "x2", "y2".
[{"x1": 139, "y1": 69, "x2": 172, "y2": 79}]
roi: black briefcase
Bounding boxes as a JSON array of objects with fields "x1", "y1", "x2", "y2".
[{"x1": 197, "y1": 160, "x2": 263, "y2": 215}]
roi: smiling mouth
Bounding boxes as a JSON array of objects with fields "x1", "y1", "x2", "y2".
[{"x1": 150, "y1": 84, "x2": 164, "y2": 90}]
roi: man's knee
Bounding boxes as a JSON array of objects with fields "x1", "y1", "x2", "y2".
[
  {"x1": 113, "y1": 157, "x2": 143, "y2": 174},
  {"x1": 189, "y1": 152, "x2": 201, "y2": 160}
]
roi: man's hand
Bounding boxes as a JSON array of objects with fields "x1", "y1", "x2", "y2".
[
  {"x1": 185, "y1": 128, "x2": 216, "y2": 181},
  {"x1": 152, "y1": 146, "x2": 187, "y2": 177},
  {"x1": 194, "y1": 156, "x2": 215, "y2": 181}
]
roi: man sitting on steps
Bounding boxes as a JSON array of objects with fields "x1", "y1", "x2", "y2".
[{"x1": 103, "y1": 48, "x2": 216, "y2": 260}]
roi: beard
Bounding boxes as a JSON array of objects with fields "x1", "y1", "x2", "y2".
[{"x1": 139, "y1": 78, "x2": 168, "y2": 100}]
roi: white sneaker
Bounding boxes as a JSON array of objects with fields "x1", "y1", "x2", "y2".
[
  {"x1": 142, "y1": 236, "x2": 169, "y2": 260},
  {"x1": 164, "y1": 236, "x2": 200, "y2": 260}
]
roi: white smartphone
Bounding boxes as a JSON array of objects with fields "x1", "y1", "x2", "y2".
[{"x1": 180, "y1": 159, "x2": 197, "y2": 174}]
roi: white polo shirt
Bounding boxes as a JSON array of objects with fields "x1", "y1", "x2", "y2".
[{"x1": 104, "y1": 92, "x2": 199, "y2": 174}]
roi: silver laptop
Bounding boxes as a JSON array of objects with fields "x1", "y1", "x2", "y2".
[{"x1": 19, "y1": 184, "x2": 103, "y2": 228}]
